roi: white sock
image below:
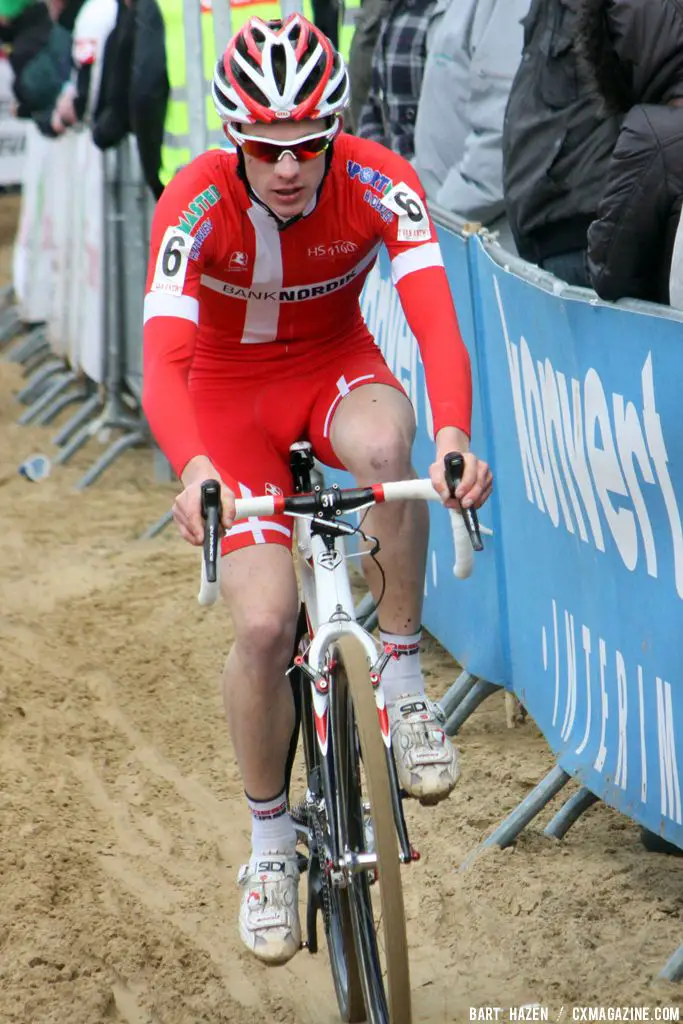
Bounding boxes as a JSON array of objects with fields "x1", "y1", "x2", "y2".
[
  {"x1": 246, "y1": 789, "x2": 297, "y2": 857},
  {"x1": 379, "y1": 629, "x2": 426, "y2": 709}
]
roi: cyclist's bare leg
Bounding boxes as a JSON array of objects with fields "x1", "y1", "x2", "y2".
[
  {"x1": 219, "y1": 544, "x2": 299, "y2": 801},
  {"x1": 329, "y1": 383, "x2": 427, "y2": 633},
  {"x1": 220, "y1": 543, "x2": 302, "y2": 964},
  {"x1": 329, "y1": 382, "x2": 460, "y2": 804}
]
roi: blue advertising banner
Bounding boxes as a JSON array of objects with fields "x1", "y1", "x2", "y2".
[
  {"x1": 472, "y1": 237, "x2": 683, "y2": 846},
  {"x1": 341, "y1": 225, "x2": 507, "y2": 684}
]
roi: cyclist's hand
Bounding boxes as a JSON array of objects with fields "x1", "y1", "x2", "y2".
[
  {"x1": 174, "y1": 457, "x2": 235, "y2": 545},
  {"x1": 430, "y1": 430, "x2": 493, "y2": 510}
]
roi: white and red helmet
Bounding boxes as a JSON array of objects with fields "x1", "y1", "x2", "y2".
[{"x1": 212, "y1": 14, "x2": 350, "y2": 125}]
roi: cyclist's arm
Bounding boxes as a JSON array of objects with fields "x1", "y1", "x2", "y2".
[
  {"x1": 141, "y1": 175, "x2": 216, "y2": 479},
  {"x1": 379, "y1": 164, "x2": 472, "y2": 440}
]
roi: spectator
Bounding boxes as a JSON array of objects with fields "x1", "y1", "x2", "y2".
[
  {"x1": 0, "y1": 0, "x2": 85, "y2": 137},
  {"x1": 578, "y1": 0, "x2": 683, "y2": 309},
  {"x1": 347, "y1": 0, "x2": 389, "y2": 131},
  {"x1": 0, "y1": 0, "x2": 51, "y2": 92},
  {"x1": 52, "y1": 0, "x2": 117, "y2": 132},
  {"x1": 413, "y1": 0, "x2": 528, "y2": 246},
  {"x1": 502, "y1": 0, "x2": 620, "y2": 287},
  {"x1": 129, "y1": 0, "x2": 224, "y2": 201},
  {"x1": 311, "y1": 0, "x2": 340, "y2": 48},
  {"x1": 356, "y1": 0, "x2": 435, "y2": 159},
  {"x1": 91, "y1": 0, "x2": 135, "y2": 151},
  {"x1": 128, "y1": 0, "x2": 165, "y2": 198}
]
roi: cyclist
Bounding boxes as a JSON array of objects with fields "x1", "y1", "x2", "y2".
[{"x1": 142, "y1": 14, "x2": 493, "y2": 967}]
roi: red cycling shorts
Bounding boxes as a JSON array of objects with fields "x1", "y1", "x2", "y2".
[{"x1": 189, "y1": 334, "x2": 406, "y2": 556}]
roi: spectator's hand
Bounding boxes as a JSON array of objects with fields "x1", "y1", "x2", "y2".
[
  {"x1": 56, "y1": 85, "x2": 77, "y2": 125},
  {"x1": 174, "y1": 457, "x2": 235, "y2": 545},
  {"x1": 50, "y1": 109, "x2": 66, "y2": 135}
]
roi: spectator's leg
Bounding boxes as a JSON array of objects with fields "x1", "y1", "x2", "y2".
[
  {"x1": 311, "y1": 0, "x2": 340, "y2": 48},
  {"x1": 347, "y1": 0, "x2": 387, "y2": 133},
  {"x1": 539, "y1": 250, "x2": 591, "y2": 288}
]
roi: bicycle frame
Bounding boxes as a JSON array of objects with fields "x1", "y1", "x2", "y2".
[{"x1": 294, "y1": 517, "x2": 390, "y2": 759}]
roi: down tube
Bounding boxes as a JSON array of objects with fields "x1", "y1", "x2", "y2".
[{"x1": 324, "y1": 229, "x2": 506, "y2": 685}]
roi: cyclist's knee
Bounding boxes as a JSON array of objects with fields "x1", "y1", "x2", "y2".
[
  {"x1": 345, "y1": 427, "x2": 413, "y2": 481},
  {"x1": 235, "y1": 606, "x2": 298, "y2": 671}
]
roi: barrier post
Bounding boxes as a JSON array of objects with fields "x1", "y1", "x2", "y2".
[
  {"x1": 17, "y1": 370, "x2": 78, "y2": 425},
  {"x1": 659, "y1": 946, "x2": 683, "y2": 983},
  {"x1": 444, "y1": 679, "x2": 500, "y2": 736},
  {"x1": 440, "y1": 671, "x2": 477, "y2": 718},
  {"x1": 460, "y1": 765, "x2": 571, "y2": 870},
  {"x1": 4, "y1": 324, "x2": 49, "y2": 364},
  {"x1": 543, "y1": 788, "x2": 600, "y2": 840}
]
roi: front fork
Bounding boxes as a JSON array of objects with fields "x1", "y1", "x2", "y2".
[{"x1": 296, "y1": 645, "x2": 419, "y2": 867}]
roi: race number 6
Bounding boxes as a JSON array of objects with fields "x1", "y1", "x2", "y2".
[
  {"x1": 379, "y1": 181, "x2": 431, "y2": 241},
  {"x1": 151, "y1": 226, "x2": 192, "y2": 295},
  {"x1": 393, "y1": 190, "x2": 424, "y2": 223},
  {"x1": 162, "y1": 234, "x2": 185, "y2": 276}
]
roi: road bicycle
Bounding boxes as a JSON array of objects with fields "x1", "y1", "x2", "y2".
[{"x1": 197, "y1": 447, "x2": 483, "y2": 1024}]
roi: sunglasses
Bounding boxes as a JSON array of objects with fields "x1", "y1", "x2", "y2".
[{"x1": 229, "y1": 121, "x2": 339, "y2": 163}]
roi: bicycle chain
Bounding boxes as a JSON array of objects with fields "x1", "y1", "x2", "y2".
[{"x1": 310, "y1": 803, "x2": 333, "y2": 930}]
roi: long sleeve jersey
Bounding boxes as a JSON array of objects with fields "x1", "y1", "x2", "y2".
[{"x1": 142, "y1": 132, "x2": 472, "y2": 477}]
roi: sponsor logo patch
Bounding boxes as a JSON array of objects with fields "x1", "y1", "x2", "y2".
[
  {"x1": 363, "y1": 189, "x2": 394, "y2": 224},
  {"x1": 175, "y1": 184, "x2": 221, "y2": 235},
  {"x1": 346, "y1": 160, "x2": 393, "y2": 195},
  {"x1": 229, "y1": 250, "x2": 249, "y2": 272},
  {"x1": 308, "y1": 240, "x2": 359, "y2": 258},
  {"x1": 189, "y1": 219, "x2": 213, "y2": 261}
]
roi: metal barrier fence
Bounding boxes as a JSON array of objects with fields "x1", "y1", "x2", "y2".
[{"x1": 328, "y1": 208, "x2": 683, "y2": 982}]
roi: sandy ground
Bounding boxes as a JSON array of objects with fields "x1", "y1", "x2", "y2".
[{"x1": 1, "y1": 194, "x2": 682, "y2": 1024}]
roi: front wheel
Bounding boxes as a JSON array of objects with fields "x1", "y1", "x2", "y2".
[{"x1": 331, "y1": 636, "x2": 412, "y2": 1024}]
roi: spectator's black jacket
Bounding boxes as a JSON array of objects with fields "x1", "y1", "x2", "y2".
[
  {"x1": 92, "y1": 0, "x2": 135, "y2": 150},
  {"x1": 502, "y1": 0, "x2": 620, "y2": 264},
  {"x1": 129, "y1": 0, "x2": 167, "y2": 200},
  {"x1": 0, "y1": 2, "x2": 51, "y2": 89},
  {"x1": 579, "y1": 0, "x2": 683, "y2": 303},
  {"x1": 587, "y1": 105, "x2": 683, "y2": 303}
]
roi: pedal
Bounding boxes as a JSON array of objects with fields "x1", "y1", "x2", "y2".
[
  {"x1": 306, "y1": 889, "x2": 320, "y2": 954},
  {"x1": 306, "y1": 854, "x2": 322, "y2": 954}
]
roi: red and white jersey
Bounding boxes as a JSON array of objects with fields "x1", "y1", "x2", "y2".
[{"x1": 143, "y1": 133, "x2": 472, "y2": 476}]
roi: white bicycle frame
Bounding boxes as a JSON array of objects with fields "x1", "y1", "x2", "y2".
[{"x1": 198, "y1": 478, "x2": 477, "y2": 757}]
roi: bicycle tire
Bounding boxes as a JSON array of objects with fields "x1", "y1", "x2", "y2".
[
  {"x1": 336, "y1": 635, "x2": 412, "y2": 1024},
  {"x1": 295, "y1": 631, "x2": 366, "y2": 1022}
]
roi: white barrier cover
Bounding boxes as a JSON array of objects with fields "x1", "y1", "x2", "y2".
[
  {"x1": 48, "y1": 133, "x2": 76, "y2": 364},
  {"x1": 45, "y1": 131, "x2": 104, "y2": 382},
  {"x1": 74, "y1": 130, "x2": 104, "y2": 384},
  {"x1": 0, "y1": 50, "x2": 26, "y2": 186},
  {"x1": 12, "y1": 123, "x2": 53, "y2": 322}
]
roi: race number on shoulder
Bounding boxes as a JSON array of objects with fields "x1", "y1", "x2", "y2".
[
  {"x1": 151, "y1": 226, "x2": 193, "y2": 296},
  {"x1": 380, "y1": 182, "x2": 431, "y2": 243}
]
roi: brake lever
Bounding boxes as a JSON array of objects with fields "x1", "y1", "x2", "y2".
[
  {"x1": 200, "y1": 479, "x2": 222, "y2": 583},
  {"x1": 443, "y1": 452, "x2": 484, "y2": 552}
]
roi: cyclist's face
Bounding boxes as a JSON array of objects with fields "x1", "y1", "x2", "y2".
[{"x1": 239, "y1": 118, "x2": 329, "y2": 219}]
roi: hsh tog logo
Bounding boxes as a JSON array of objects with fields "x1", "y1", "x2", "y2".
[{"x1": 494, "y1": 277, "x2": 683, "y2": 600}]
